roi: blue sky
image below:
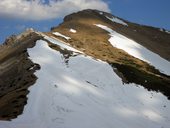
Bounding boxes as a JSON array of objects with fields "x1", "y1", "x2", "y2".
[{"x1": 0, "y1": 0, "x2": 170, "y2": 43}]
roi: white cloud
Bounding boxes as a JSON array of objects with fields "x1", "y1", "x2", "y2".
[{"x1": 0, "y1": 0, "x2": 110, "y2": 20}]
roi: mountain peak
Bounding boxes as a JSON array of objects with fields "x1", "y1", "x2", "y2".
[{"x1": 0, "y1": 10, "x2": 170, "y2": 128}]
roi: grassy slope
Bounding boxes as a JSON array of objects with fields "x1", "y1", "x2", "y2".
[{"x1": 47, "y1": 9, "x2": 170, "y2": 99}]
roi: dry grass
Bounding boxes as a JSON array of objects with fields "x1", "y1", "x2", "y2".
[{"x1": 47, "y1": 9, "x2": 170, "y2": 99}]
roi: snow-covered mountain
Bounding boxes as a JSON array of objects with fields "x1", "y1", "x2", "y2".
[{"x1": 0, "y1": 9, "x2": 170, "y2": 128}]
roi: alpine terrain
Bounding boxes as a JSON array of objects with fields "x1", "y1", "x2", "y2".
[{"x1": 0, "y1": 9, "x2": 170, "y2": 128}]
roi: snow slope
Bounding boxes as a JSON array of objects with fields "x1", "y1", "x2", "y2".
[
  {"x1": 0, "y1": 37, "x2": 170, "y2": 128},
  {"x1": 95, "y1": 24, "x2": 170, "y2": 75}
]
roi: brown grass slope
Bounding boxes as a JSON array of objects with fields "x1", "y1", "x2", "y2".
[
  {"x1": 0, "y1": 9, "x2": 170, "y2": 120},
  {"x1": 52, "y1": 9, "x2": 170, "y2": 60},
  {"x1": 49, "y1": 9, "x2": 170, "y2": 99}
]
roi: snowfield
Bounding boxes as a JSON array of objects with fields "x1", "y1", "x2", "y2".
[
  {"x1": 95, "y1": 24, "x2": 170, "y2": 75},
  {"x1": 0, "y1": 37, "x2": 170, "y2": 128}
]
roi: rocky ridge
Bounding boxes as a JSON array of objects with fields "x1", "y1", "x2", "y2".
[{"x1": 0, "y1": 9, "x2": 170, "y2": 120}]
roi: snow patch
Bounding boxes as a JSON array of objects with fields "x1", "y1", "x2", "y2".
[
  {"x1": 53, "y1": 32, "x2": 71, "y2": 40},
  {"x1": 0, "y1": 39, "x2": 170, "y2": 128},
  {"x1": 44, "y1": 36, "x2": 82, "y2": 53},
  {"x1": 160, "y1": 28, "x2": 164, "y2": 32},
  {"x1": 165, "y1": 30, "x2": 170, "y2": 34},
  {"x1": 99, "y1": 12, "x2": 103, "y2": 15},
  {"x1": 106, "y1": 16, "x2": 128, "y2": 26},
  {"x1": 70, "y1": 29, "x2": 77, "y2": 33},
  {"x1": 159, "y1": 28, "x2": 170, "y2": 34},
  {"x1": 95, "y1": 24, "x2": 170, "y2": 75}
]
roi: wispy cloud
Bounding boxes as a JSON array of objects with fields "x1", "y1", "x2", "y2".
[{"x1": 0, "y1": 0, "x2": 110, "y2": 20}]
